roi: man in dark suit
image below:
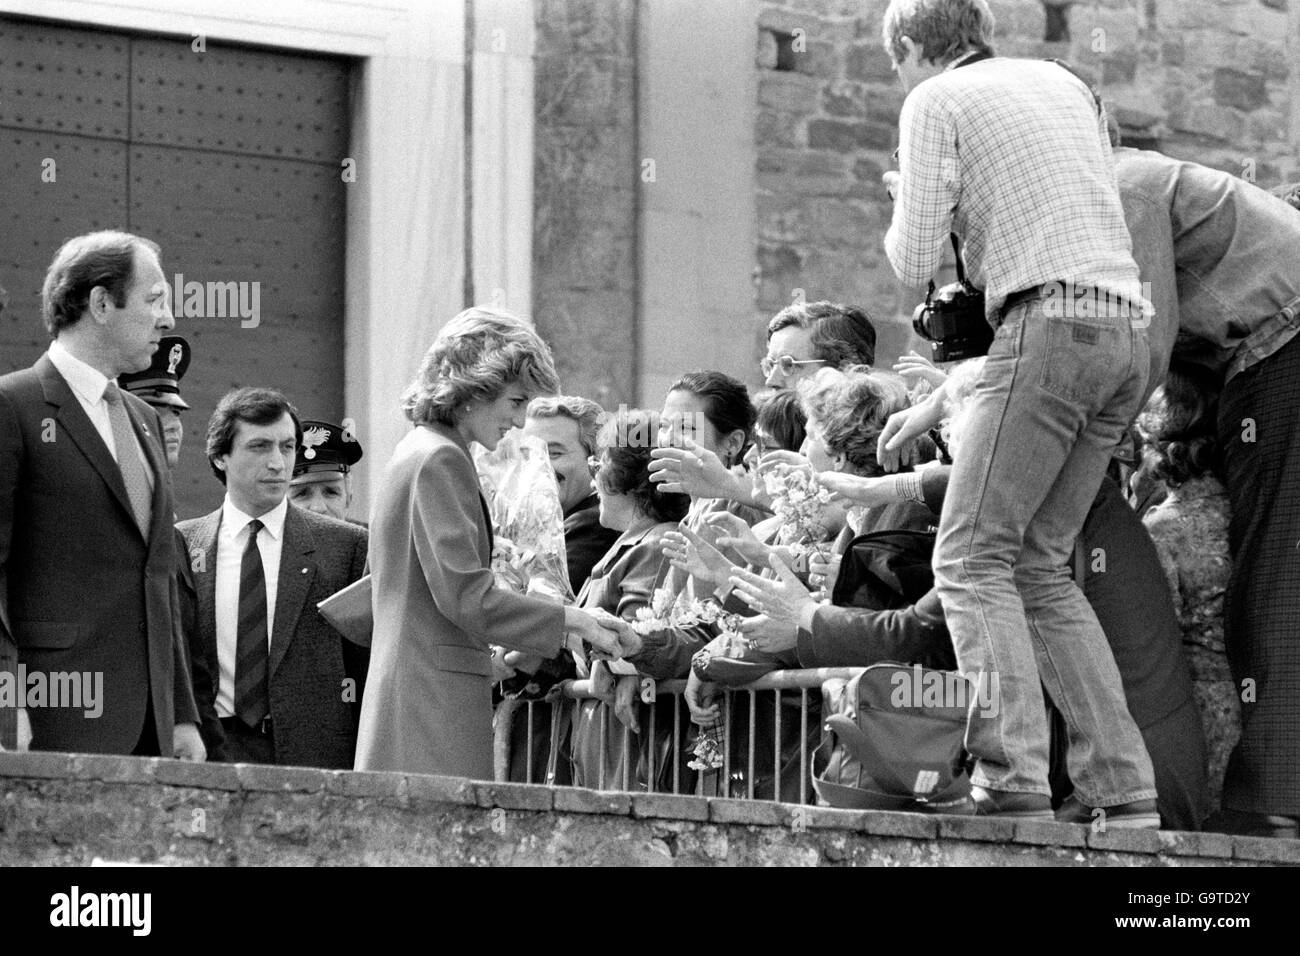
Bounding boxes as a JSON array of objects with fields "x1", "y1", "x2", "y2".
[
  {"x1": 177, "y1": 387, "x2": 368, "y2": 768},
  {"x1": 0, "y1": 231, "x2": 202, "y2": 757}
]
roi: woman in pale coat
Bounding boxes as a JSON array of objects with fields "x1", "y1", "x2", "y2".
[{"x1": 355, "y1": 308, "x2": 625, "y2": 779}]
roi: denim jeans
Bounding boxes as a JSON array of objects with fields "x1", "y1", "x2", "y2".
[{"x1": 933, "y1": 295, "x2": 1158, "y2": 804}]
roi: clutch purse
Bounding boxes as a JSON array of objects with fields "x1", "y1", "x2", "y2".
[{"x1": 316, "y1": 574, "x2": 373, "y2": 647}]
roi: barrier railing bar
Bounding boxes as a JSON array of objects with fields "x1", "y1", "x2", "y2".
[
  {"x1": 800, "y1": 687, "x2": 809, "y2": 805},
  {"x1": 747, "y1": 690, "x2": 756, "y2": 800},
  {"x1": 773, "y1": 689, "x2": 781, "y2": 800},
  {"x1": 526, "y1": 701, "x2": 535, "y2": 785}
]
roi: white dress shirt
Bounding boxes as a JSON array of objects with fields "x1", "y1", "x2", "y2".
[
  {"x1": 214, "y1": 495, "x2": 287, "y2": 718},
  {"x1": 47, "y1": 339, "x2": 153, "y2": 483}
]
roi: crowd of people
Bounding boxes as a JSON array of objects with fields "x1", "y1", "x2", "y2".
[{"x1": 2, "y1": 0, "x2": 1298, "y2": 840}]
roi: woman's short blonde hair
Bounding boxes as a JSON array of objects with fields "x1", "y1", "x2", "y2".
[
  {"x1": 799, "y1": 365, "x2": 909, "y2": 474},
  {"x1": 401, "y1": 307, "x2": 561, "y2": 426}
]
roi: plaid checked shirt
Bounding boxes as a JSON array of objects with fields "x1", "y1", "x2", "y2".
[{"x1": 884, "y1": 56, "x2": 1148, "y2": 319}]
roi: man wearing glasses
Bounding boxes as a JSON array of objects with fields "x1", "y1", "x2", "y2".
[{"x1": 761, "y1": 300, "x2": 878, "y2": 390}]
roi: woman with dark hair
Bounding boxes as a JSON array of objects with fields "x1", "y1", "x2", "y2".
[
  {"x1": 752, "y1": 388, "x2": 807, "y2": 461},
  {"x1": 568, "y1": 408, "x2": 697, "y2": 787},
  {"x1": 656, "y1": 370, "x2": 767, "y2": 582},
  {"x1": 1138, "y1": 362, "x2": 1238, "y2": 823},
  {"x1": 647, "y1": 369, "x2": 773, "y2": 514},
  {"x1": 354, "y1": 307, "x2": 625, "y2": 780}
]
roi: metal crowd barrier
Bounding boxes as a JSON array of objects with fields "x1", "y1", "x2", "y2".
[{"x1": 505, "y1": 668, "x2": 865, "y2": 802}]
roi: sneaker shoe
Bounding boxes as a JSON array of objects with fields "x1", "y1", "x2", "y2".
[
  {"x1": 938, "y1": 786, "x2": 1054, "y2": 819},
  {"x1": 970, "y1": 786, "x2": 1054, "y2": 820},
  {"x1": 1055, "y1": 794, "x2": 1161, "y2": 830}
]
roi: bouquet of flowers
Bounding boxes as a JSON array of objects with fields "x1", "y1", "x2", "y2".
[
  {"x1": 628, "y1": 587, "x2": 747, "y2": 772},
  {"x1": 762, "y1": 463, "x2": 836, "y2": 559},
  {"x1": 474, "y1": 431, "x2": 573, "y2": 604},
  {"x1": 629, "y1": 586, "x2": 742, "y2": 639}
]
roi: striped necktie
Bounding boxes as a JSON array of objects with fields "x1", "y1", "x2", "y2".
[
  {"x1": 103, "y1": 382, "x2": 154, "y2": 539},
  {"x1": 234, "y1": 518, "x2": 270, "y2": 729}
]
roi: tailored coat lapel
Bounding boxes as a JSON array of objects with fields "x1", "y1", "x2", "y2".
[
  {"x1": 270, "y1": 506, "x2": 316, "y2": 679},
  {"x1": 37, "y1": 356, "x2": 139, "y2": 536}
]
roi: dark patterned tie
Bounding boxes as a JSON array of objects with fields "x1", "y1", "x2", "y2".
[
  {"x1": 103, "y1": 382, "x2": 153, "y2": 538},
  {"x1": 234, "y1": 519, "x2": 270, "y2": 729}
]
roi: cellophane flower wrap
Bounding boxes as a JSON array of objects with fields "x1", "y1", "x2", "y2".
[
  {"x1": 474, "y1": 431, "x2": 574, "y2": 605},
  {"x1": 763, "y1": 463, "x2": 836, "y2": 559}
]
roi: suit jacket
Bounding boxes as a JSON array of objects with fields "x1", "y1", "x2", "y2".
[
  {"x1": 0, "y1": 354, "x2": 197, "y2": 753},
  {"x1": 355, "y1": 422, "x2": 565, "y2": 779},
  {"x1": 176, "y1": 503, "x2": 369, "y2": 769}
]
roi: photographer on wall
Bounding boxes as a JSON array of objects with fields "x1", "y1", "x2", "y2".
[{"x1": 875, "y1": 0, "x2": 1160, "y2": 826}]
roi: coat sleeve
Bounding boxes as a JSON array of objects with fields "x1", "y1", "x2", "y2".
[
  {"x1": 175, "y1": 526, "x2": 223, "y2": 756},
  {"x1": 625, "y1": 622, "x2": 712, "y2": 680},
  {"x1": 613, "y1": 541, "x2": 710, "y2": 680},
  {"x1": 410, "y1": 444, "x2": 564, "y2": 656},
  {"x1": 920, "y1": 465, "x2": 952, "y2": 516},
  {"x1": 169, "y1": 570, "x2": 200, "y2": 728},
  {"x1": 797, "y1": 588, "x2": 950, "y2": 669},
  {"x1": 0, "y1": 389, "x2": 18, "y2": 749}
]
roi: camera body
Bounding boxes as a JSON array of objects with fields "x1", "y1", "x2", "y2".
[{"x1": 912, "y1": 280, "x2": 992, "y2": 363}]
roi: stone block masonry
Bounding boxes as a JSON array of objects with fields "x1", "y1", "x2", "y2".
[{"x1": 3, "y1": 752, "x2": 1294, "y2": 866}]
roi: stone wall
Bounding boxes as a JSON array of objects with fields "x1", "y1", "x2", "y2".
[
  {"x1": 1046, "y1": 0, "x2": 1300, "y2": 182},
  {"x1": 3, "y1": 751, "x2": 1296, "y2": 866},
  {"x1": 754, "y1": 0, "x2": 918, "y2": 366},
  {"x1": 532, "y1": 0, "x2": 639, "y2": 408}
]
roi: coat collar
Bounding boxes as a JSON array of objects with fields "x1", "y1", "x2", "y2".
[{"x1": 423, "y1": 420, "x2": 471, "y2": 456}]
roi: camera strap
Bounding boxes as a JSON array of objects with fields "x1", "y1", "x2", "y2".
[{"x1": 926, "y1": 234, "x2": 971, "y2": 308}]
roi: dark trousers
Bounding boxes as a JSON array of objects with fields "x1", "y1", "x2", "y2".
[
  {"x1": 219, "y1": 717, "x2": 276, "y2": 764},
  {"x1": 1049, "y1": 697, "x2": 1207, "y2": 830},
  {"x1": 131, "y1": 705, "x2": 160, "y2": 757},
  {"x1": 1218, "y1": 332, "x2": 1300, "y2": 816}
]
